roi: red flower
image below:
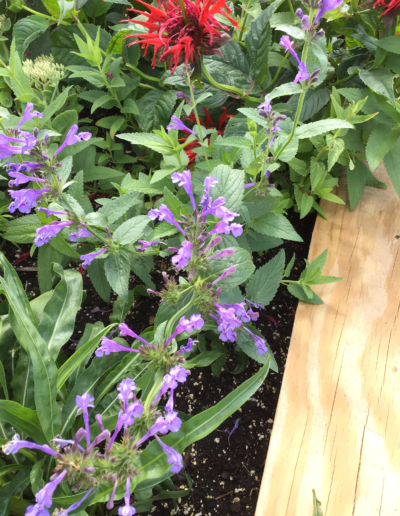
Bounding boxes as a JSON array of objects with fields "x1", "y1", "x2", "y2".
[
  {"x1": 180, "y1": 106, "x2": 233, "y2": 166},
  {"x1": 374, "y1": 0, "x2": 400, "y2": 15},
  {"x1": 124, "y1": 0, "x2": 239, "y2": 72}
]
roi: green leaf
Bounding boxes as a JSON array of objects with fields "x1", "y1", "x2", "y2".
[
  {"x1": 0, "y1": 470, "x2": 31, "y2": 516},
  {"x1": 287, "y1": 283, "x2": 323, "y2": 304},
  {"x1": 267, "y1": 82, "x2": 302, "y2": 101},
  {"x1": 38, "y1": 244, "x2": 64, "y2": 293},
  {"x1": 42, "y1": 86, "x2": 73, "y2": 125},
  {"x1": 245, "y1": 9, "x2": 272, "y2": 85},
  {"x1": 300, "y1": 192, "x2": 314, "y2": 218},
  {"x1": 0, "y1": 401, "x2": 47, "y2": 444},
  {"x1": 57, "y1": 324, "x2": 117, "y2": 390},
  {"x1": 49, "y1": 234, "x2": 80, "y2": 259},
  {"x1": 57, "y1": 0, "x2": 75, "y2": 23},
  {"x1": 93, "y1": 358, "x2": 271, "y2": 502},
  {"x1": 366, "y1": 125, "x2": 399, "y2": 172},
  {"x1": 0, "y1": 464, "x2": 30, "y2": 478},
  {"x1": 136, "y1": 90, "x2": 177, "y2": 132},
  {"x1": 203, "y1": 248, "x2": 254, "y2": 289},
  {"x1": 37, "y1": 264, "x2": 82, "y2": 360},
  {"x1": 182, "y1": 351, "x2": 224, "y2": 369},
  {"x1": 0, "y1": 360, "x2": 8, "y2": 400},
  {"x1": 58, "y1": 137, "x2": 104, "y2": 160},
  {"x1": 250, "y1": 213, "x2": 303, "y2": 242},
  {"x1": 91, "y1": 94, "x2": 114, "y2": 113},
  {"x1": 235, "y1": 325, "x2": 275, "y2": 367},
  {"x1": 359, "y1": 68, "x2": 396, "y2": 106},
  {"x1": 13, "y1": 15, "x2": 49, "y2": 56},
  {"x1": 295, "y1": 119, "x2": 353, "y2": 139},
  {"x1": 30, "y1": 458, "x2": 45, "y2": 494},
  {"x1": 113, "y1": 215, "x2": 151, "y2": 245},
  {"x1": 215, "y1": 136, "x2": 252, "y2": 149},
  {"x1": 87, "y1": 259, "x2": 111, "y2": 303},
  {"x1": 246, "y1": 249, "x2": 285, "y2": 305},
  {"x1": 117, "y1": 133, "x2": 172, "y2": 154},
  {"x1": 52, "y1": 109, "x2": 78, "y2": 135},
  {"x1": 375, "y1": 36, "x2": 400, "y2": 54},
  {"x1": 129, "y1": 255, "x2": 155, "y2": 289},
  {"x1": 212, "y1": 165, "x2": 244, "y2": 212},
  {"x1": 347, "y1": 159, "x2": 369, "y2": 210},
  {"x1": 97, "y1": 193, "x2": 142, "y2": 224},
  {"x1": 384, "y1": 138, "x2": 400, "y2": 198},
  {"x1": 287, "y1": 89, "x2": 331, "y2": 122},
  {"x1": 0, "y1": 255, "x2": 61, "y2": 442},
  {"x1": 83, "y1": 165, "x2": 124, "y2": 182},
  {"x1": 10, "y1": 350, "x2": 34, "y2": 410},
  {"x1": 104, "y1": 252, "x2": 131, "y2": 302}
]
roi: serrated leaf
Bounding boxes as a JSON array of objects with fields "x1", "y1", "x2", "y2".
[
  {"x1": 113, "y1": 215, "x2": 150, "y2": 245},
  {"x1": 246, "y1": 249, "x2": 285, "y2": 305},
  {"x1": 135, "y1": 90, "x2": 177, "y2": 132},
  {"x1": 288, "y1": 88, "x2": 331, "y2": 122},
  {"x1": 359, "y1": 68, "x2": 396, "y2": 106},
  {"x1": 327, "y1": 138, "x2": 345, "y2": 171},
  {"x1": 287, "y1": 283, "x2": 323, "y2": 304},
  {"x1": 295, "y1": 119, "x2": 353, "y2": 139},
  {"x1": 250, "y1": 213, "x2": 303, "y2": 242},
  {"x1": 215, "y1": 136, "x2": 252, "y2": 149},
  {"x1": 13, "y1": 15, "x2": 49, "y2": 56},
  {"x1": 91, "y1": 94, "x2": 114, "y2": 113},
  {"x1": 300, "y1": 192, "x2": 314, "y2": 218},
  {"x1": 384, "y1": 138, "x2": 400, "y2": 198},
  {"x1": 366, "y1": 125, "x2": 399, "y2": 172},
  {"x1": 87, "y1": 259, "x2": 111, "y2": 302},
  {"x1": 104, "y1": 252, "x2": 131, "y2": 302},
  {"x1": 212, "y1": 165, "x2": 244, "y2": 212},
  {"x1": 98, "y1": 192, "x2": 141, "y2": 224},
  {"x1": 203, "y1": 248, "x2": 255, "y2": 290},
  {"x1": 245, "y1": 9, "x2": 272, "y2": 85},
  {"x1": 375, "y1": 36, "x2": 400, "y2": 54},
  {"x1": 117, "y1": 132, "x2": 172, "y2": 154}
]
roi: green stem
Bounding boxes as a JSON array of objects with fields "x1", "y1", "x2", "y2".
[
  {"x1": 125, "y1": 63, "x2": 161, "y2": 84},
  {"x1": 21, "y1": 5, "x2": 70, "y2": 25},
  {"x1": 177, "y1": 0, "x2": 189, "y2": 24},
  {"x1": 329, "y1": 70, "x2": 358, "y2": 88},
  {"x1": 139, "y1": 82, "x2": 158, "y2": 91},
  {"x1": 189, "y1": 77, "x2": 211, "y2": 173},
  {"x1": 287, "y1": 0, "x2": 295, "y2": 14},
  {"x1": 238, "y1": 0, "x2": 253, "y2": 42},
  {"x1": 165, "y1": 288, "x2": 196, "y2": 338}
]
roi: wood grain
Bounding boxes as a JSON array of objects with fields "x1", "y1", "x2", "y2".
[{"x1": 255, "y1": 162, "x2": 400, "y2": 516}]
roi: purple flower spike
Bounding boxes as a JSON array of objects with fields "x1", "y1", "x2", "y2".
[
  {"x1": 148, "y1": 205, "x2": 186, "y2": 235},
  {"x1": 127, "y1": 400, "x2": 144, "y2": 420},
  {"x1": 2, "y1": 434, "x2": 57, "y2": 457},
  {"x1": 279, "y1": 35, "x2": 299, "y2": 63},
  {"x1": 26, "y1": 470, "x2": 67, "y2": 516},
  {"x1": 6, "y1": 162, "x2": 42, "y2": 173},
  {"x1": 171, "y1": 170, "x2": 196, "y2": 212},
  {"x1": 117, "y1": 378, "x2": 137, "y2": 411},
  {"x1": 152, "y1": 365, "x2": 190, "y2": 405},
  {"x1": 315, "y1": 0, "x2": 344, "y2": 23},
  {"x1": 8, "y1": 171, "x2": 45, "y2": 187},
  {"x1": 34, "y1": 221, "x2": 74, "y2": 247},
  {"x1": 211, "y1": 265, "x2": 236, "y2": 286},
  {"x1": 80, "y1": 249, "x2": 107, "y2": 269},
  {"x1": 54, "y1": 124, "x2": 92, "y2": 157},
  {"x1": 95, "y1": 336, "x2": 140, "y2": 357},
  {"x1": 166, "y1": 115, "x2": 198, "y2": 139},
  {"x1": 118, "y1": 478, "x2": 136, "y2": 516},
  {"x1": 258, "y1": 94, "x2": 272, "y2": 116},
  {"x1": 52, "y1": 435, "x2": 85, "y2": 453},
  {"x1": 118, "y1": 323, "x2": 151, "y2": 346},
  {"x1": 76, "y1": 392, "x2": 95, "y2": 446},
  {"x1": 171, "y1": 241, "x2": 193, "y2": 269},
  {"x1": 200, "y1": 176, "x2": 218, "y2": 211},
  {"x1": 293, "y1": 61, "x2": 309, "y2": 84},
  {"x1": 244, "y1": 183, "x2": 257, "y2": 188},
  {"x1": 106, "y1": 480, "x2": 119, "y2": 510},
  {"x1": 137, "y1": 240, "x2": 162, "y2": 251},
  {"x1": 38, "y1": 207, "x2": 67, "y2": 218},
  {"x1": 16, "y1": 103, "x2": 43, "y2": 130},
  {"x1": 9, "y1": 188, "x2": 50, "y2": 214},
  {"x1": 155, "y1": 435, "x2": 183, "y2": 473}
]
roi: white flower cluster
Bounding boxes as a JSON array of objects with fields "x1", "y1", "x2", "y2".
[{"x1": 23, "y1": 55, "x2": 67, "y2": 87}]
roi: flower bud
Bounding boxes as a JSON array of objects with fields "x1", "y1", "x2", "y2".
[{"x1": 296, "y1": 7, "x2": 303, "y2": 18}]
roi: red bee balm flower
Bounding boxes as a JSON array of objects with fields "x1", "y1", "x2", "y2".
[
  {"x1": 125, "y1": 0, "x2": 239, "y2": 72},
  {"x1": 374, "y1": 0, "x2": 400, "y2": 15}
]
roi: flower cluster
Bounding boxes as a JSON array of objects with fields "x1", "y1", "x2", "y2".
[
  {"x1": 32, "y1": 208, "x2": 93, "y2": 247},
  {"x1": 245, "y1": 170, "x2": 275, "y2": 196},
  {"x1": 95, "y1": 315, "x2": 204, "y2": 364},
  {"x1": 257, "y1": 94, "x2": 287, "y2": 147},
  {"x1": 125, "y1": 0, "x2": 238, "y2": 72},
  {"x1": 23, "y1": 55, "x2": 67, "y2": 88},
  {"x1": 210, "y1": 299, "x2": 268, "y2": 354},
  {"x1": 2, "y1": 365, "x2": 192, "y2": 516},
  {"x1": 148, "y1": 170, "x2": 242, "y2": 276},
  {"x1": 279, "y1": 35, "x2": 310, "y2": 85},
  {"x1": 4, "y1": 105, "x2": 91, "y2": 218}
]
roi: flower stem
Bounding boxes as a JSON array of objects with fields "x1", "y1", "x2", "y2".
[
  {"x1": 177, "y1": 0, "x2": 189, "y2": 24},
  {"x1": 188, "y1": 73, "x2": 211, "y2": 173},
  {"x1": 266, "y1": 53, "x2": 289, "y2": 91}
]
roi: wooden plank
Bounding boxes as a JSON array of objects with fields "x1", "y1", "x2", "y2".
[{"x1": 255, "y1": 162, "x2": 400, "y2": 516}]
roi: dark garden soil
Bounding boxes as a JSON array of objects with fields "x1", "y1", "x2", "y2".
[{"x1": 2, "y1": 210, "x2": 316, "y2": 516}]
